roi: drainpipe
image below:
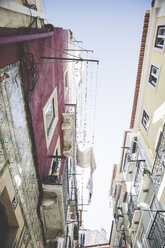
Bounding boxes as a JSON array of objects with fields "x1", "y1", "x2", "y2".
[{"x1": 0, "y1": 31, "x2": 54, "y2": 46}]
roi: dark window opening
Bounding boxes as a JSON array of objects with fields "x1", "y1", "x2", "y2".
[
  {"x1": 155, "y1": 25, "x2": 165, "y2": 49},
  {"x1": 0, "y1": 203, "x2": 9, "y2": 247},
  {"x1": 149, "y1": 65, "x2": 159, "y2": 87},
  {"x1": 141, "y1": 110, "x2": 149, "y2": 131},
  {"x1": 65, "y1": 71, "x2": 69, "y2": 88},
  {"x1": 0, "y1": 187, "x2": 19, "y2": 248}
]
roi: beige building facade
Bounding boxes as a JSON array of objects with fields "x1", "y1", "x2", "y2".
[{"x1": 110, "y1": 0, "x2": 165, "y2": 247}]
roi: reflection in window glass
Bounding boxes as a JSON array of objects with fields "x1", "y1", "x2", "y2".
[
  {"x1": 149, "y1": 65, "x2": 159, "y2": 88},
  {"x1": 155, "y1": 25, "x2": 165, "y2": 49}
]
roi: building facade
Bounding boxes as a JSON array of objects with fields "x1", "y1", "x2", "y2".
[
  {"x1": 110, "y1": 0, "x2": 165, "y2": 247},
  {"x1": 0, "y1": 2, "x2": 80, "y2": 248}
]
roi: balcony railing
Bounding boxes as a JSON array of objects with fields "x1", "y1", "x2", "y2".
[
  {"x1": 123, "y1": 152, "x2": 131, "y2": 172},
  {"x1": 127, "y1": 194, "x2": 137, "y2": 224},
  {"x1": 148, "y1": 211, "x2": 165, "y2": 248},
  {"x1": 119, "y1": 233, "x2": 126, "y2": 248},
  {"x1": 44, "y1": 156, "x2": 69, "y2": 223},
  {"x1": 127, "y1": 159, "x2": 148, "y2": 225},
  {"x1": 40, "y1": 157, "x2": 70, "y2": 242},
  {"x1": 113, "y1": 184, "x2": 117, "y2": 199},
  {"x1": 152, "y1": 124, "x2": 165, "y2": 194},
  {"x1": 62, "y1": 104, "x2": 77, "y2": 157},
  {"x1": 61, "y1": 158, "x2": 69, "y2": 223},
  {"x1": 127, "y1": 165, "x2": 140, "y2": 224},
  {"x1": 115, "y1": 214, "x2": 124, "y2": 231}
]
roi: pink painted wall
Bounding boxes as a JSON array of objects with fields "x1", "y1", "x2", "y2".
[
  {"x1": 0, "y1": 27, "x2": 69, "y2": 181},
  {"x1": 24, "y1": 27, "x2": 68, "y2": 181}
]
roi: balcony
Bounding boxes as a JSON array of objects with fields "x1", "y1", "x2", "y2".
[
  {"x1": 40, "y1": 158, "x2": 68, "y2": 242},
  {"x1": 138, "y1": 173, "x2": 153, "y2": 205},
  {"x1": 127, "y1": 194, "x2": 138, "y2": 225},
  {"x1": 131, "y1": 209, "x2": 141, "y2": 231},
  {"x1": 115, "y1": 207, "x2": 124, "y2": 231},
  {"x1": 119, "y1": 234, "x2": 127, "y2": 248},
  {"x1": 62, "y1": 104, "x2": 76, "y2": 157},
  {"x1": 125, "y1": 162, "x2": 135, "y2": 182},
  {"x1": 69, "y1": 200, "x2": 77, "y2": 220},
  {"x1": 148, "y1": 211, "x2": 165, "y2": 248},
  {"x1": 152, "y1": 124, "x2": 165, "y2": 201},
  {"x1": 116, "y1": 214, "x2": 124, "y2": 231}
]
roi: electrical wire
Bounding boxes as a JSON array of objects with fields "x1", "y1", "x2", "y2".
[
  {"x1": 20, "y1": 44, "x2": 39, "y2": 101},
  {"x1": 89, "y1": 61, "x2": 94, "y2": 145},
  {"x1": 92, "y1": 63, "x2": 99, "y2": 144},
  {"x1": 72, "y1": 36, "x2": 83, "y2": 43},
  {"x1": 82, "y1": 62, "x2": 89, "y2": 146},
  {"x1": 40, "y1": 44, "x2": 81, "y2": 59},
  {"x1": 63, "y1": 39, "x2": 93, "y2": 53},
  {"x1": 36, "y1": 61, "x2": 75, "y2": 64}
]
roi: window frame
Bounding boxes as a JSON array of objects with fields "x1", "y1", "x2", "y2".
[
  {"x1": 43, "y1": 87, "x2": 59, "y2": 148},
  {"x1": 154, "y1": 22, "x2": 165, "y2": 52},
  {"x1": 148, "y1": 63, "x2": 160, "y2": 89},
  {"x1": 45, "y1": 98, "x2": 55, "y2": 136},
  {"x1": 141, "y1": 109, "x2": 150, "y2": 132}
]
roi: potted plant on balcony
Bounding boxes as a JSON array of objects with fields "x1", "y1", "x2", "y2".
[{"x1": 142, "y1": 168, "x2": 151, "y2": 177}]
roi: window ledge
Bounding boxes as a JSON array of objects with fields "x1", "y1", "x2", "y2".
[{"x1": 153, "y1": 46, "x2": 165, "y2": 54}]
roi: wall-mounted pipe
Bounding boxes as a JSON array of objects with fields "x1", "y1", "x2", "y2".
[{"x1": 0, "y1": 31, "x2": 54, "y2": 46}]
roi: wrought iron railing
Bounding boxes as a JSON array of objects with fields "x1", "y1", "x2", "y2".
[
  {"x1": 123, "y1": 152, "x2": 131, "y2": 172},
  {"x1": 148, "y1": 211, "x2": 165, "y2": 248},
  {"x1": 134, "y1": 160, "x2": 147, "y2": 192},
  {"x1": 119, "y1": 234, "x2": 126, "y2": 248},
  {"x1": 44, "y1": 156, "x2": 69, "y2": 223},
  {"x1": 127, "y1": 159, "x2": 147, "y2": 224},
  {"x1": 115, "y1": 215, "x2": 119, "y2": 229},
  {"x1": 127, "y1": 194, "x2": 137, "y2": 224},
  {"x1": 64, "y1": 105, "x2": 80, "y2": 244},
  {"x1": 127, "y1": 164, "x2": 140, "y2": 224},
  {"x1": 113, "y1": 184, "x2": 117, "y2": 199},
  {"x1": 61, "y1": 159, "x2": 69, "y2": 223},
  {"x1": 115, "y1": 207, "x2": 123, "y2": 229},
  {"x1": 152, "y1": 124, "x2": 165, "y2": 194},
  {"x1": 65, "y1": 236, "x2": 71, "y2": 248},
  {"x1": 119, "y1": 238, "x2": 123, "y2": 248}
]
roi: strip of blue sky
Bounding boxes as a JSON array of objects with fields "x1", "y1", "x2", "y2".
[{"x1": 45, "y1": 0, "x2": 151, "y2": 235}]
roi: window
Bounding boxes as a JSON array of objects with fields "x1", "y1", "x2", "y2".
[
  {"x1": 64, "y1": 70, "x2": 69, "y2": 99},
  {"x1": 141, "y1": 110, "x2": 150, "y2": 131},
  {"x1": 48, "y1": 137, "x2": 61, "y2": 177},
  {"x1": 43, "y1": 87, "x2": 58, "y2": 148},
  {"x1": 148, "y1": 64, "x2": 159, "y2": 88},
  {"x1": 154, "y1": 25, "x2": 165, "y2": 50},
  {"x1": 0, "y1": 169, "x2": 24, "y2": 248},
  {"x1": 45, "y1": 99, "x2": 55, "y2": 136},
  {"x1": 0, "y1": 203, "x2": 9, "y2": 247},
  {"x1": 64, "y1": 71, "x2": 68, "y2": 88},
  {"x1": 0, "y1": 188, "x2": 19, "y2": 248}
]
